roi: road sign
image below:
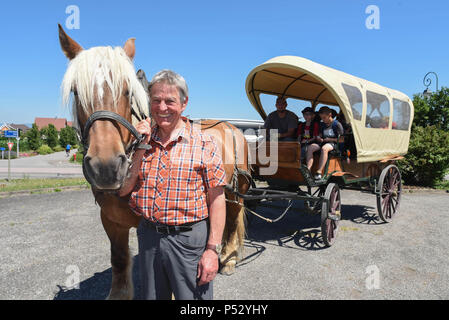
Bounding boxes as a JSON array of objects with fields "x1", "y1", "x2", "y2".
[
  {"x1": 4, "y1": 130, "x2": 18, "y2": 138},
  {"x1": 8, "y1": 142, "x2": 14, "y2": 151}
]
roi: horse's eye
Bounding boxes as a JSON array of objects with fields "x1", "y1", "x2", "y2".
[
  {"x1": 124, "y1": 90, "x2": 130, "y2": 97},
  {"x1": 73, "y1": 90, "x2": 78, "y2": 96}
]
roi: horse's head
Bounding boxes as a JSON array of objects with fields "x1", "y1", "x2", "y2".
[{"x1": 59, "y1": 24, "x2": 149, "y2": 191}]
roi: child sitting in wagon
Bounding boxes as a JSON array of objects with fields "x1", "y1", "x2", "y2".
[
  {"x1": 305, "y1": 106, "x2": 344, "y2": 180},
  {"x1": 297, "y1": 107, "x2": 320, "y2": 162}
]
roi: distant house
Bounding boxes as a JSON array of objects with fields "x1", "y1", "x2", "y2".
[
  {"x1": 9, "y1": 124, "x2": 31, "y2": 134},
  {"x1": 0, "y1": 123, "x2": 15, "y2": 133},
  {"x1": 35, "y1": 117, "x2": 71, "y2": 131}
]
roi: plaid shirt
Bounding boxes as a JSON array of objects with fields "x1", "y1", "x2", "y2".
[{"x1": 129, "y1": 118, "x2": 227, "y2": 225}]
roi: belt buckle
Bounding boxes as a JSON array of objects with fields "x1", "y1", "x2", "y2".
[{"x1": 156, "y1": 225, "x2": 168, "y2": 234}]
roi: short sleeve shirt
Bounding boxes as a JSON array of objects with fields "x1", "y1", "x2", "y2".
[
  {"x1": 264, "y1": 110, "x2": 298, "y2": 135},
  {"x1": 128, "y1": 118, "x2": 227, "y2": 225}
]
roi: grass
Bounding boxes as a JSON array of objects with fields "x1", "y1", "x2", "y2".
[{"x1": 0, "y1": 177, "x2": 89, "y2": 193}]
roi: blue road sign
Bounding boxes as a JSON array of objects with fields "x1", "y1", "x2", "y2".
[
  {"x1": 0, "y1": 147, "x2": 5, "y2": 151},
  {"x1": 4, "y1": 130, "x2": 18, "y2": 138}
]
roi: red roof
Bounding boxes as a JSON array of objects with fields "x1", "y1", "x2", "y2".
[{"x1": 35, "y1": 118, "x2": 68, "y2": 131}]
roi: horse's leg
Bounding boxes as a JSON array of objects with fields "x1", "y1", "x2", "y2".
[
  {"x1": 219, "y1": 195, "x2": 244, "y2": 276},
  {"x1": 100, "y1": 209, "x2": 134, "y2": 300}
]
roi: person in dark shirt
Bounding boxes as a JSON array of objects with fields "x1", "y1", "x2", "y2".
[
  {"x1": 305, "y1": 106, "x2": 344, "y2": 180},
  {"x1": 264, "y1": 96, "x2": 298, "y2": 141}
]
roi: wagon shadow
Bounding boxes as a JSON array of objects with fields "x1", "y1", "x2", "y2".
[
  {"x1": 244, "y1": 200, "x2": 381, "y2": 253},
  {"x1": 53, "y1": 256, "x2": 142, "y2": 300}
]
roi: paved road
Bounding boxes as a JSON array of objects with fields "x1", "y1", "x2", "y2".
[
  {"x1": 0, "y1": 151, "x2": 83, "y2": 179},
  {"x1": 0, "y1": 188, "x2": 448, "y2": 300}
]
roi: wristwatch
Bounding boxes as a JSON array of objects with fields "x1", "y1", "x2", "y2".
[{"x1": 206, "y1": 243, "x2": 223, "y2": 256}]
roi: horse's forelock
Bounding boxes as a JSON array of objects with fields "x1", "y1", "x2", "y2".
[{"x1": 61, "y1": 46, "x2": 148, "y2": 128}]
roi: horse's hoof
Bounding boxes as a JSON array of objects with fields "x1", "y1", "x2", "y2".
[{"x1": 219, "y1": 263, "x2": 236, "y2": 276}]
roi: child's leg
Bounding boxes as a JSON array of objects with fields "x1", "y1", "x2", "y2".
[
  {"x1": 306, "y1": 143, "x2": 321, "y2": 170},
  {"x1": 317, "y1": 143, "x2": 334, "y2": 174}
]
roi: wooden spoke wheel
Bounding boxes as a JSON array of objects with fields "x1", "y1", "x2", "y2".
[
  {"x1": 321, "y1": 183, "x2": 341, "y2": 247},
  {"x1": 376, "y1": 165, "x2": 402, "y2": 223}
]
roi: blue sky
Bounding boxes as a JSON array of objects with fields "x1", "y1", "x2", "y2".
[{"x1": 0, "y1": 0, "x2": 448, "y2": 124}]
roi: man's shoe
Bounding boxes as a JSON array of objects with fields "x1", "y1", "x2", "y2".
[{"x1": 314, "y1": 173, "x2": 322, "y2": 180}]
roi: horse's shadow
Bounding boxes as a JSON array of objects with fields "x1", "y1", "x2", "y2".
[{"x1": 53, "y1": 256, "x2": 142, "y2": 300}]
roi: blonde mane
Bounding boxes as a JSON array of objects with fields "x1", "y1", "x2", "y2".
[{"x1": 61, "y1": 46, "x2": 149, "y2": 127}]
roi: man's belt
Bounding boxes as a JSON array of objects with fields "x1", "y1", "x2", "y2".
[{"x1": 143, "y1": 219, "x2": 196, "y2": 234}]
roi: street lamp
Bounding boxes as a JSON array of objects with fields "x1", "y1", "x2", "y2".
[{"x1": 423, "y1": 71, "x2": 439, "y2": 98}]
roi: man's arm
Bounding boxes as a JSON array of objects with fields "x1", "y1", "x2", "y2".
[
  {"x1": 197, "y1": 186, "x2": 226, "y2": 286},
  {"x1": 279, "y1": 127, "x2": 296, "y2": 138}
]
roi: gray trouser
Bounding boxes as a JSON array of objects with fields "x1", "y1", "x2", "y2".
[{"x1": 137, "y1": 218, "x2": 213, "y2": 300}]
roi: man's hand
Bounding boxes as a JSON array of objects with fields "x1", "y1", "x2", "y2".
[
  {"x1": 136, "y1": 118, "x2": 152, "y2": 143},
  {"x1": 197, "y1": 186, "x2": 225, "y2": 286},
  {"x1": 197, "y1": 248, "x2": 219, "y2": 286}
]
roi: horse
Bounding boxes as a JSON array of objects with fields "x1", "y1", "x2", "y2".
[{"x1": 58, "y1": 24, "x2": 250, "y2": 299}]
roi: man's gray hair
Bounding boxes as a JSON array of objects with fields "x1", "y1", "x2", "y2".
[{"x1": 148, "y1": 69, "x2": 189, "y2": 104}]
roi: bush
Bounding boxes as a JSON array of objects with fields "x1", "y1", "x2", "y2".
[
  {"x1": 53, "y1": 145, "x2": 65, "y2": 152},
  {"x1": 70, "y1": 151, "x2": 84, "y2": 164},
  {"x1": 398, "y1": 125, "x2": 449, "y2": 187},
  {"x1": 37, "y1": 144, "x2": 54, "y2": 155},
  {"x1": 41, "y1": 124, "x2": 59, "y2": 149}
]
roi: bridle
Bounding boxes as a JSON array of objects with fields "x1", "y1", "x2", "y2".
[{"x1": 75, "y1": 73, "x2": 151, "y2": 188}]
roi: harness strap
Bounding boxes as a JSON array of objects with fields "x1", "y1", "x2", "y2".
[{"x1": 82, "y1": 110, "x2": 143, "y2": 148}]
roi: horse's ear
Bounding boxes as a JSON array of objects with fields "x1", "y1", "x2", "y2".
[
  {"x1": 123, "y1": 38, "x2": 136, "y2": 60},
  {"x1": 58, "y1": 24, "x2": 83, "y2": 60}
]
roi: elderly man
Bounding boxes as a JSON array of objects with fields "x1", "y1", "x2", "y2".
[
  {"x1": 130, "y1": 70, "x2": 227, "y2": 300},
  {"x1": 263, "y1": 96, "x2": 298, "y2": 141}
]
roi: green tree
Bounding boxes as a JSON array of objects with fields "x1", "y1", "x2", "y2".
[
  {"x1": 26, "y1": 124, "x2": 42, "y2": 151},
  {"x1": 412, "y1": 86, "x2": 449, "y2": 129},
  {"x1": 398, "y1": 125, "x2": 449, "y2": 186},
  {"x1": 41, "y1": 124, "x2": 59, "y2": 149},
  {"x1": 59, "y1": 126, "x2": 78, "y2": 147}
]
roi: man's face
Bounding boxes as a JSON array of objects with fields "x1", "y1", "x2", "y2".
[
  {"x1": 150, "y1": 82, "x2": 187, "y2": 132},
  {"x1": 275, "y1": 98, "x2": 287, "y2": 112}
]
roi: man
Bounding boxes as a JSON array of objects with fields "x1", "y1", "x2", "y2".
[
  {"x1": 263, "y1": 96, "x2": 298, "y2": 141},
  {"x1": 65, "y1": 144, "x2": 71, "y2": 157},
  {"x1": 130, "y1": 70, "x2": 227, "y2": 300}
]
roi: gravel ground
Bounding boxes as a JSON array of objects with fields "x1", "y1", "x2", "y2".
[{"x1": 0, "y1": 188, "x2": 448, "y2": 300}]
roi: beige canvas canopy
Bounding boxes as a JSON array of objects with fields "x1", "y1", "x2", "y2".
[{"x1": 245, "y1": 55, "x2": 414, "y2": 163}]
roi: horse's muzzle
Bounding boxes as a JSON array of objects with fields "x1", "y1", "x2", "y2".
[{"x1": 83, "y1": 154, "x2": 129, "y2": 191}]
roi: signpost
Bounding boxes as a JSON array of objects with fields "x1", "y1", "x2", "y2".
[
  {"x1": 7, "y1": 141, "x2": 13, "y2": 180},
  {"x1": 4, "y1": 130, "x2": 18, "y2": 138},
  {"x1": 4, "y1": 129, "x2": 20, "y2": 158}
]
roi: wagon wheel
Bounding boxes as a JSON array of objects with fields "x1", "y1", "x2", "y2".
[
  {"x1": 321, "y1": 183, "x2": 341, "y2": 247},
  {"x1": 376, "y1": 165, "x2": 402, "y2": 223}
]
